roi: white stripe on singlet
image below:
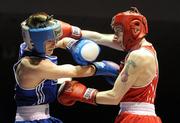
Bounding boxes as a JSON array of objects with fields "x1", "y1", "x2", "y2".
[
  {"x1": 16, "y1": 104, "x2": 50, "y2": 121},
  {"x1": 119, "y1": 102, "x2": 156, "y2": 116},
  {"x1": 36, "y1": 82, "x2": 45, "y2": 104}
]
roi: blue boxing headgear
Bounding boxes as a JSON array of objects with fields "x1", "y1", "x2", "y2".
[{"x1": 21, "y1": 19, "x2": 61, "y2": 56}]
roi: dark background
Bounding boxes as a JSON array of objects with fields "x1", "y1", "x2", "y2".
[{"x1": 0, "y1": 0, "x2": 179, "y2": 123}]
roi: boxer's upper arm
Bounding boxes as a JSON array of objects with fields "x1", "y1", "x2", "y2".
[{"x1": 111, "y1": 51, "x2": 147, "y2": 103}]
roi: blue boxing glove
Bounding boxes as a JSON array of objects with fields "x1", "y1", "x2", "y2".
[
  {"x1": 103, "y1": 60, "x2": 125, "y2": 85},
  {"x1": 66, "y1": 38, "x2": 100, "y2": 65},
  {"x1": 19, "y1": 42, "x2": 27, "y2": 58},
  {"x1": 93, "y1": 60, "x2": 120, "y2": 77},
  {"x1": 103, "y1": 76, "x2": 117, "y2": 85}
]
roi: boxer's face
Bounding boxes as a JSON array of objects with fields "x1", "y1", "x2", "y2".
[
  {"x1": 113, "y1": 25, "x2": 125, "y2": 50},
  {"x1": 45, "y1": 40, "x2": 56, "y2": 55}
]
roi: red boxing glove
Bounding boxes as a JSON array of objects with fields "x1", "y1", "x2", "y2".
[
  {"x1": 58, "y1": 81, "x2": 98, "y2": 106},
  {"x1": 59, "y1": 21, "x2": 82, "y2": 39},
  {"x1": 57, "y1": 81, "x2": 76, "y2": 106},
  {"x1": 58, "y1": 98, "x2": 76, "y2": 106}
]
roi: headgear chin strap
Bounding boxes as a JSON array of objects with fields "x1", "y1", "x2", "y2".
[
  {"x1": 21, "y1": 19, "x2": 61, "y2": 57},
  {"x1": 111, "y1": 7, "x2": 148, "y2": 51}
]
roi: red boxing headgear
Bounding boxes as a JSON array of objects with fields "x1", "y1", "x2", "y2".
[{"x1": 111, "y1": 7, "x2": 148, "y2": 51}]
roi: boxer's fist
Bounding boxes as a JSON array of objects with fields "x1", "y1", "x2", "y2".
[
  {"x1": 93, "y1": 60, "x2": 120, "y2": 76},
  {"x1": 58, "y1": 81, "x2": 98, "y2": 105},
  {"x1": 18, "y1": 42, "x2": 27, "y2": 58},
  {"x1": 66, "y1": 38, "x2": 100, "y2": 65},
  {"x1": 103, "y1": 60, "x2": 124, "y2": 85},
  {"x1": 60, "y1": 21, "x2": 82, "y2": 39}
]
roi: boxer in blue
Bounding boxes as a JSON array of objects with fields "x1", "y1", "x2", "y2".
[{"x1": 13, "y1": 12, "x2": 120, "y2": 123}]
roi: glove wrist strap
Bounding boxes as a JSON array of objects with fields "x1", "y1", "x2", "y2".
[
  {"x1": 71, "y1": 26, "x2": 82, "y2": 39},
  {"x1": 83, "y1": 88, "x2": 98, "y2": 105}
]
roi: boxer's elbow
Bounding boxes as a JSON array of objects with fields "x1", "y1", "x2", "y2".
[
  {"x1": 111, "y1": 95, "x2": 121, "y2": 105},
  {"x1": 107, "y1": 91, "x2": 121, "y2": 105}
]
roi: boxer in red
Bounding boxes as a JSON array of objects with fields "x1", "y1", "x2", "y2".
[{"x1": 58, "y1": 7, "x2": 162, "y2": 123}]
